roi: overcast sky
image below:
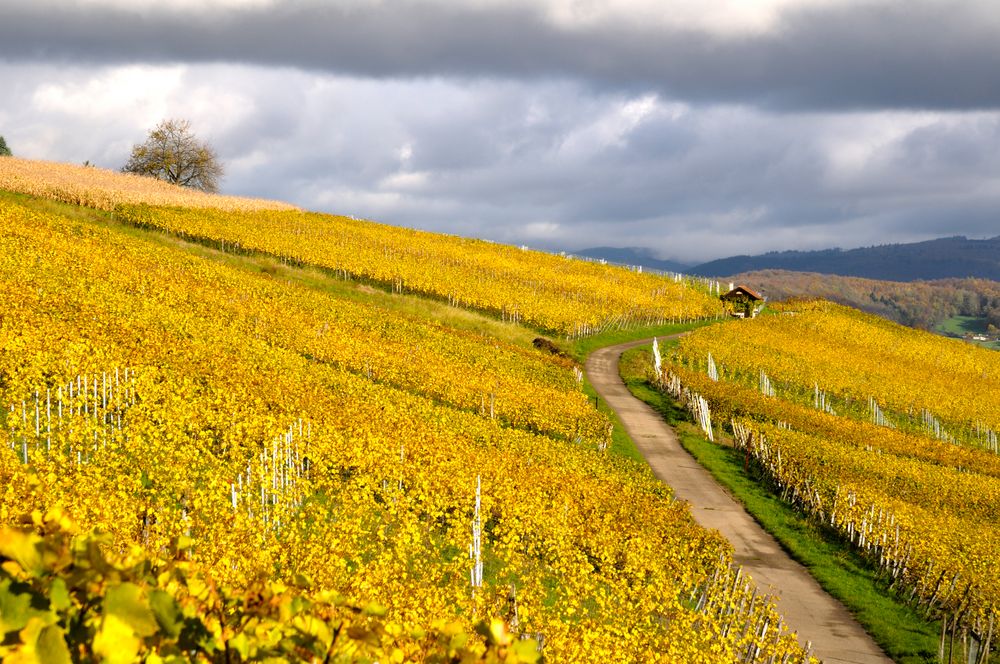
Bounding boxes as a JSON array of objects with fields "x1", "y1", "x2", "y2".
[{"x1": 3, "y1": 0, "x2": 1000, "y2": 263}]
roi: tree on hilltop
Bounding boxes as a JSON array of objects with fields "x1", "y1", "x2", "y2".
[
  {"x1": 122, "y1": 119, "x2": 223, "y2": 193},
  {"x1": 0, "y1": 135, "x2": 11, "y2": 157}
]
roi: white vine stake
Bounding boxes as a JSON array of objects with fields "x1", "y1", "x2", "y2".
[
  {"x1": 759, "y1": 370, "x2": 775, "y2": 397},
  {"x1": 470, "y1": 475, "x2": 483, "y2": 595},
  {"x1": 696, "y1": 395, "x2": 714, "y2": 442},
  {"x1": 652, "y1": 337, "x2": 662, "y2": 375},
  {"x1": 707, "y1": 352, "x2": 718, "y2": 381}
]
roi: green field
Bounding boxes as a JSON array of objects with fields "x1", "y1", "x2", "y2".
[{"x1": 934, "y1": 315, "x2": 1000, "y2": 350}]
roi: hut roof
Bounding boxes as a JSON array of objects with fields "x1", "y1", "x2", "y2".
[{"x1": 721, "y1": 285, "x2": 764, "y2": 301}]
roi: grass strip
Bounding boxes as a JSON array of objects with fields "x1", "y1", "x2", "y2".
[{"x1": 565, "y1": 318, "x2": 718, "y2": 363}]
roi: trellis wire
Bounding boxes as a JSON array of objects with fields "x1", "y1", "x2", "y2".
[
  {"x1": 666, "y1": 365, "x2": 997, "y2": 661},
  {"x1": 922, "y1": 409, "x2": 956, "y2": 444},
  {"x1": 813, "y1": 383, "x2": 836, "y2": 415},
  {"x1": 662, "y1": 370, "x2": 714, "y2": 442},
  {"x1": 868, "y1": 397, "x2": 895, "y2": 429},
  {"x1": 729, "y1": 420, "x2": 995, "y2": 663}
]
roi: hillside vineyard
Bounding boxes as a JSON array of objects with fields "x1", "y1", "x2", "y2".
[
  {"x1": 662, "y1": 301, "x2": 1000, "y2": 656},
  {"x1": 113, "y1": 204, "x2": 722, "y2": 338},
  {"x1": 675, "y1": 301, "x2": 1000, "y2": 443},
  {"x1": 2, "y1": 155, "x2": 725, "y2": 339},
  {"x1": 0, "y1": 161, "x2": 810, "y2": 662}
]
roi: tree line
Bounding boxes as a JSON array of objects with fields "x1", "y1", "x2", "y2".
[{"x1": 737, "y1": 269, "x2": 1000, "y2": 330}]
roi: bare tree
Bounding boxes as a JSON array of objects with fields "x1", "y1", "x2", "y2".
[{"x1": 122, "y1": 119, "x2": 223, "y2": 193}]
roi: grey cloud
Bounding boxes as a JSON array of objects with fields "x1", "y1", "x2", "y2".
[
  {"x1": 888, "y1": 118, "x2": 1000, "y2": 179},
  {"x1": 3, "y1": 62, "x2": 1000, "y2": 263},
  {"x1": 3, "y1": 1, "x2": 1000, "y2": 111}
]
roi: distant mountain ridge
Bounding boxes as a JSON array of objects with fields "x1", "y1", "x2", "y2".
[
  {"x1": 687, "y1": 235, "x2": 1000, "y2": 281},
  {"x1": 576, "y1": 236, "x2": 1000, "y2": 281}
]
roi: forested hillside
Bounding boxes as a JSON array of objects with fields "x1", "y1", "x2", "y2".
[{"x1": 732, "y1": 269, "x2": 1000, "y2": 330}]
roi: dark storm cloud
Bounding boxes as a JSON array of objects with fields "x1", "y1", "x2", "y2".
[
  {"x1": 4, "y1": 1, "x2": 1000, "y2": 111},
  {"x1": 4, "y1": 0, "x2": 1000, "y2": 264},
  {"x1": 181, "y1": 73, "x2": 1000, "y2": 259},
  {"x1": 4, "y1": 57, "x2": 999, "y2": 261}
]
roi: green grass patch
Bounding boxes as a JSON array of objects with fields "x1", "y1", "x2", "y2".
[
  {"x1": 934, "y1": 315, "x2": 1000, "y2": 351},
  {"x1": 936, "y1": 314, "x2": 990, "y2": 336},
  {"x1": 619, "y1": 346, "x2": 946, "y2": 664},
  {"x1": 564, "y1": 318, "x2": 719, "y2": 362}
]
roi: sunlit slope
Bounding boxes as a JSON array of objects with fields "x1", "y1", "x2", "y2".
[
  {"x1": 0, "y1": 195, "x2": 808, "y2": 661},
  {"x1": 115, "y1": 205, "x2": 722, "y2": 337},
  {"x1": 0, "y1": 156, "x2": 722, "y2": 337},
  {"x1": 661, "y1": 301, "x2": 1000, "y2": 652},
  {"x1": 675, "y1": 300, "x2": 1000, "y2": 444},
  {"x1": 1, "y1": 200, "x2": 606, "y2": 446}
]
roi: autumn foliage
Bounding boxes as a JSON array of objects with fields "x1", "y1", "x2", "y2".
[
  {"x1": 663, "y1": 303, "x2": 1000, "y2": 654},
  {"x1": 0, "y1": 179, "x2": 807, "y2": 662}
]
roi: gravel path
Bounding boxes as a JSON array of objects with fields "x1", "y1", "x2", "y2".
[{"x1": 585, "y1": 337, "x2": 894, "y2": 664}]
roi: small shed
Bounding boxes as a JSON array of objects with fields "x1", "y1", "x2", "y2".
[{"x1": 721, "y1": 285, "x2": 765, "y2": 318}]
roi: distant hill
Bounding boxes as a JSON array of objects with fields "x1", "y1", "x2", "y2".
[
  {"x1": 572, "y1": 246, "x2": 692, "y2": 273},
  {"x1": 731, "y1": 269, "x2": 1000, "y2": 330},
  {"x1": 688, "y1": 235, "x2": 1000, "y2": 281}
]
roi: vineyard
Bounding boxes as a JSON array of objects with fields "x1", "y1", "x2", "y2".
[
  {"x1": 110, "y1": 203, "x2": 724, "y2": 338},
  {"x1": 660, "y1": 302, "x2": 1000, "y2": 662},
  {"x1": 0, "y1": 165, "x2": 809, "y2": 662},
  {"x1": 674, "y1": 300, "x2": 1000, "y2": 447},
  {"x1": 0, "y1": 157, "x2": 724, "y2": 339}
]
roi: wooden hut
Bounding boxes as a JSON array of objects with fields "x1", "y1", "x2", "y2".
[{"x1": 721, "y1": 285, "x2": 765, "y2": 318}]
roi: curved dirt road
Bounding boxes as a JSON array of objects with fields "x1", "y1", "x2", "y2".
[{"x1": 586, "y1": 337, "x2": 893, "y2": 664}]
